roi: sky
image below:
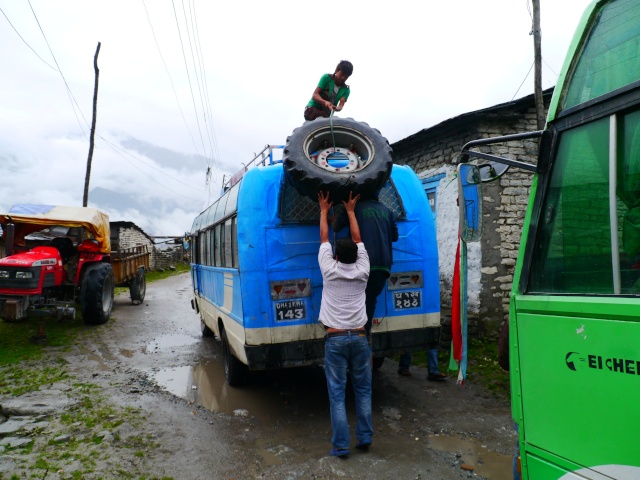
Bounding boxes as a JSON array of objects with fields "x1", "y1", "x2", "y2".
[{"x1": 0, "y1": 0, "x2": 594, "y2": 236}]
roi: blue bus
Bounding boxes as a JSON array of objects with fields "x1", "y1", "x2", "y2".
[{"x1": 190, "y1": 131, "x2": 440, "y2": 386}]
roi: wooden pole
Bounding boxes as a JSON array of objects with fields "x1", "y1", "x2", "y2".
[
  {"x1": 532, "y1": 0, "x2": 545, "y2": 130},
  {"x1": 83, "y1": 42, "x2": 101, "y2": 207}
]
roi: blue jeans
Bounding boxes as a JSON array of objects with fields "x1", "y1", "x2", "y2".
[
  {"x1": 324, "y1": 332, "x2": 373, "y2": 450},
  {"x1": 398, "y1": 348, "x2": 440, "y2": 374}
]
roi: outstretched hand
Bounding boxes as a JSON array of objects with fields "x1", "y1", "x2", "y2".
[
  {"x1": 318, "y1": 191, "x2": 333, "y2": 213},
  {"x1": 342, "y1": 191, "x2": 360, "y2": 213}
]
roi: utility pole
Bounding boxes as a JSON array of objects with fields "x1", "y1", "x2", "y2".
[
  {"x1": 532, "y1": 0, "x2": 545, "y2": 130},
  {"x1": 83, "y1": 42, "x2": 101, "y2": 207}
]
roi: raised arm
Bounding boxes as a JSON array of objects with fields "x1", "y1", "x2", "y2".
[
  {"x1": 343, "y1": 191, "x2": 361, "y2": 243},
  {"x1": 318, "y1": 191, "x2": 333, "y2": 243}
]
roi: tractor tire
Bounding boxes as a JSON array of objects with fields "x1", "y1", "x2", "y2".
[
  {"x1": 283, "y1": 117, "x2": 393, "y2": 202},
  {"x1": 80, "y1": 263, "x2": 114, "y2": 325},
  {"x1": 221, "y1": 328, "x2": 247, "y2": 387},
  {"x1": 128, "y1": 267, "x2": 146, "y2": 305}
]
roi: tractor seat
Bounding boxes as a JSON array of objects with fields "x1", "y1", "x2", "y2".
[{"x1": 50, "y1": 237, "x2": 75, "y2": 262}]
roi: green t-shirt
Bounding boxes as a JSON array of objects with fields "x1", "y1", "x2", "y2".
[{"x1": 306, "y1": 73, "x2": 350, "y2": 108}]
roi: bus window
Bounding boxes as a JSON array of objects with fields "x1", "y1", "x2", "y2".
[
  {"x1": 199, "y1": 231, "x2": 206, "y2": 267},
  {"x1": 231, "y1": 216, "x2": 238, "y2": 268},
  {"x1": 214, "y1": 224, "x2": 222, "y2": 267},
  {"x1": 619, "y1": 108, "x2": 640, "y2": 292},
  {"x1": 224, "y1": 218, "x2": 233, "y2": 267},
  {"x1": 529, "y1": 116, "x2": 610, "y2": 294},
  {"x1": 279, "y1": 178, "x2": 406, "y2": 224},
  {"x1": 562, "y1": 0, "x2": 640, "y2": 111},
  {"x1": 214, "y1": 195, "x2": 228, "y2": 224},
  {"x1": 225, "y1": 183, "x2": 240, "y2": 217},
  {"x1": 191, "y1": 236, "x2": 198, "y2": 264}
]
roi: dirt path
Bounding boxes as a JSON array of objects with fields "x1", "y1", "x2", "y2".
[{"x1": 1, "y1": 273, "x2": 516, "y2": 479}]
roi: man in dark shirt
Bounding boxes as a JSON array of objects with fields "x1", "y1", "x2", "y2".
[{"x1": 332, "y1": 195, "x2": 398, "y2": 337}]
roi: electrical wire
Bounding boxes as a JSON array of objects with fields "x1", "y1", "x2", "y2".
[
  {"x1": 141, "y1": 0, "x2": 206, "y2": 170},
  {"x1": 27, "y1": 0, "x2": 90, "y2": 139},
  {"x1": 0, "y1": 6, "x2": 58, "y2": 71}
]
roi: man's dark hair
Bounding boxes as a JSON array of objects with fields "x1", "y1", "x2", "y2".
[
  {"x1": 335, "y1": 60, "x2": 353, "y2": 77},
  {"x1": 335, "y1": 238, "x2": 358, "y2": 264}
]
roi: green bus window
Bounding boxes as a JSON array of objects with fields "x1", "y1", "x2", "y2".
[
  {"x1": 529, "y1": 117, "x2": 611, "y2": 293},
  {"x1": 618, "y1": 109, "x2": 640, "y2": 292},
  {"x1": 563, "y1": 0, "x2": 640, "y2": 110}
]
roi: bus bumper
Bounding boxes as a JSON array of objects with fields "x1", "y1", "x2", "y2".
[{"x1": 243, "y1": 327, "x2": 440, "y2": 371}]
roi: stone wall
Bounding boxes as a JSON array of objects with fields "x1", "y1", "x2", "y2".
[
  {"x1": 392, "y1": 90, "x2": 551, "y2": 338},
  {"x1": 154, "y1": 245, "x2": 187, "y2": 270},
  {"x1": 110, "y1": 223, "x2": 157, "y2": 270}
]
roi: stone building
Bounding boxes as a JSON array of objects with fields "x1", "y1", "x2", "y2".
[
  {"x1": 391, "y1": 89, "x2": 552, "y2": 337},
  {"x1": 109, "y1": 221, "x2": 158, "y2": 269}
]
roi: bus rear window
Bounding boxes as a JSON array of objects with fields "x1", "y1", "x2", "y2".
[{"x1": 279, "y1": 179, "x2": 406, "y2": 224}]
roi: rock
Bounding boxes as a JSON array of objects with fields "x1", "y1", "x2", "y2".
[
  {"x1": 0, "y1": 437, "x2": 33, "y2": 448},
  {"x1": 22, "y1": 421, "x2": 50, "y2": 433},
  {"x1": 233, "y1": 409, "x2": 249, "y2": 417},
  {"x1": 0, "y1": 417, "x2": 35, "y2": 436},
  {"x1": 53, "y1": 434, "x2": 71, "y2": 443},
  {"x1": 1, "y1": 390, "x2": 78, "y2": 416}
]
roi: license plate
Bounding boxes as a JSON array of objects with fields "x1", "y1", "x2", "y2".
[
  {"x1": 393, "y1": 291, "x2": 421, "y2": 310},
  {"x1": 274, "y1": 300, "x2": 307, "y2": 321}
]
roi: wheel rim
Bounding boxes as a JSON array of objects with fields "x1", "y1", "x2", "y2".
[
  {"x1": 102, "y1": 273, "x2": 113, "y2": 313},
  {"x1": 303, "y1": 126, "x2": 374, "y2": 173},
  {"x1": 139, "y1": 274, "x2": 146, "y2": 298}
]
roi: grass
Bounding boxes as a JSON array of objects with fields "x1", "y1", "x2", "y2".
[{"x1": 0, "y1": 264, "x2": 190, "y2": 372}]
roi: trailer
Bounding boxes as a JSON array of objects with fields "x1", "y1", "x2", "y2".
[{"x1": 0, "y1": 204, "x2": 149, "y2": 324}]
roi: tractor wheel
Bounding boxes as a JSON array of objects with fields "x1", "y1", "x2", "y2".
[
  {"x1": 221, "y1": 328, "x2": 247, "y2": 387},
  {"x1": 128, "y1": 267, "x2": 146, "y2": 305},
  {"x1": 80, "y1": 263, "x2": 114, "y2": 325},
  {"x1": 283, "y1": 117, "x2": 393, "y2": 202}
]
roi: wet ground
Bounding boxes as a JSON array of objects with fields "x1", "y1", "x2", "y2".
[{"x1": 56, "y1": 273, "x2": 516, "y2": 479}]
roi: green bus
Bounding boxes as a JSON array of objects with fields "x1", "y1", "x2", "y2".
[{"x1": 459, "y1": 0, "x2": 640, "y2": 478}]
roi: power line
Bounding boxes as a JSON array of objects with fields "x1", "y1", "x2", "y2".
[
  {"x1": 171, "y1": 0, "x2": 211, "y2": 170},
  {"x1": 27, "y1": 0, "x2": 90, "y2": 138},
  {"x1": 140, "y1": 0, "x2": 206, "y2": 170},
  {"x1": 98, "y1": 135, "x2": 207, "y2": 192},
  {"x1": 98, "y1": 134, "x2": 204, "y2": 202},
  {"x1": 0, "y1": 6, "x2": 58, "y2": 71}
]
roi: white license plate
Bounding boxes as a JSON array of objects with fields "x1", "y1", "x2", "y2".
[
  {"x1": 274, "y1": 300, "x2": 307, "y2": 321},
  {"x1": 393, "y1": 291, "x2": 421, "y2": 310}
]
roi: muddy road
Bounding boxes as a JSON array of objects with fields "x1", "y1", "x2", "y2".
[{"x1": 8, "y1": 273, "x2": 516, "y2": 479}]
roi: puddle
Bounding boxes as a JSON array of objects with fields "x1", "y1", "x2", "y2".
[
  {"x1": 86, "y1": 354, "x2": 112, "y2": 371},
  {"x1": 145, "y1": 334, "x2": 199, "y2": 353},
  {"x1": 152, "y1": 363, "x2": 326, "y2": 423},
  {"x1": 428, "y1": 434, "x2": 512, "y2": 479}
]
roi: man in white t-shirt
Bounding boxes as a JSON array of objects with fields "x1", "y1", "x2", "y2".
[{"x1": 317, "y1": 190, "x2": 372, "y2": 458}]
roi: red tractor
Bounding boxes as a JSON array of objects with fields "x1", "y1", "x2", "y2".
[{"x1": 0, "y1": 205, "x2": 149, "y2": 325}]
